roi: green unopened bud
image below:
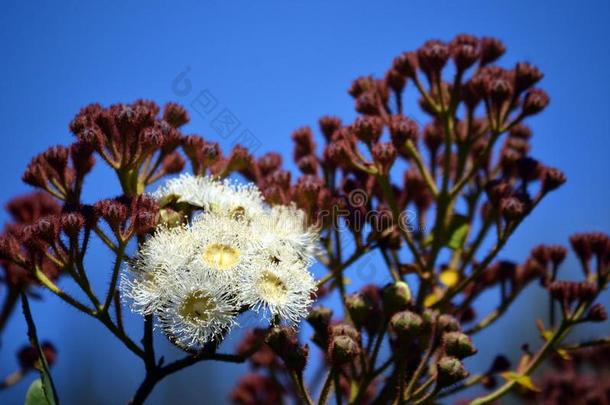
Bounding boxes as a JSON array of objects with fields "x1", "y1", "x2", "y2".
[
  {"x1": 328, "y1": 335, "x2": 361, "y2": 365},
  {"x1": 437, "y1": 314, "x2": 461, "y2": 332},
  {"x1": 437, "y1": 356, "x2": 469, "y2": 386},
  {"x1": 390, "y1": 310, "x2": 423, "y2": 340},
  {"x1": 382, "y1": 281, "x2": 412, "y2": 314},
  {"x1": 346, "y1": 292, "x2": 372, "y2": 329},
  {"x1": 443, "y1": 332, "x2": 477, "y2": 359}
]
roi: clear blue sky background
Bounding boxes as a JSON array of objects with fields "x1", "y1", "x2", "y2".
[{"x1": 1, "y1": 1, "x2": 609, "y2": 404}]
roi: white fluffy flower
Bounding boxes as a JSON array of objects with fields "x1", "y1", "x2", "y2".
[
  {"x1": 240, "y1": 250, "x2": 315, "y2": 325},
  {"x1": 153, "y1": 174, "x2": 265, "y2": 220},
  {"x1": 156, "y1": 268, "x2": 239, "y2": 350},
  {"x1": 251, "y1": 204, "x2": 319, "y2": 261},
  {"x1": 121, "y1": 225, "x2": 196, "y2": 314},
  {"x1": 188, "y1": 212, "x2": 257, "y2": 283},
  {"x1": 123, "y1": 175, "x2": 320, "y2": 349}
]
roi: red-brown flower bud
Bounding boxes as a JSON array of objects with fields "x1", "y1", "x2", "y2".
[
  {"x1": 319, "y1": 116, "x2": 342, "y2": 141},
  {"x1": 163, "y1": 102, "x2": 189, "y2": 128},
  {"x1": 451, "y1": 34, "x2": 480, "y2": 71},
  {"x1": 479, "y1": 37, "x2": 505, "y2": 65},
  {"x1": 522, "y1": 88, "x2": 550, "y2": 116},
  {"x1": 417, "y1": 40, "x2": 450, "y2": 78},
  {"x1": 541, "y1": 166, "x2": 566, "y2": 192},
  {"x1": 353, "y1": 116, "x2": 384, "y2": 144},
  {"x1": 372, "y1": 142, "x2": 397, "y2": 173},
  {"x1": 514, "y1": 62, "x2": 543, "y2": 93},
  {"x1": 393, "y1": 51, "x2": 418, "y2": 78}
]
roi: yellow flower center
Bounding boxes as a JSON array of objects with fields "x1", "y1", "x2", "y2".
[
  {"x1": 259, "y1": 271, "x2": 288, "y2": 303},
  {"x1": 202, "y1": 243, "x2": 240, "y2": 270},
  {"x1": 230, "y1": 206, "x2": 246, "y2": 220},
  {"x1": 179, "y1": 291, "x2": 215, "y2": 322}
]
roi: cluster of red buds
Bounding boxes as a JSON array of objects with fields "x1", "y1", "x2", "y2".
[
  {"x1": 228, "y1": 34, "x2": 607, "y2": 404},
  {"x1": 0, "y1": 34, "x2": 608, "y2": 405},
  {"x1": 0, "y1": 192, "x2": 62, "y2": 288}
]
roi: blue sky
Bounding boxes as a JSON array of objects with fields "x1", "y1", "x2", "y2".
[{"x1": 1, "y1": 1, "x2": 609, "y2": 404}]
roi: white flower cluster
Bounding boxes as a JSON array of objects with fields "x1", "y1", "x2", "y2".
[{"x1": 121, "y1": 174, "x2": 318, "y2": 350}]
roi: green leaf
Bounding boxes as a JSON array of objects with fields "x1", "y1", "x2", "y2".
[
  {"x1": 501, "y1": 372, "x2": 540, "y2": 392},
  {"x1": 25, "y1": 379, "x2": 51, "y2": 405},
  {"x1": 447, "y1": 215, "x2": 470, "y2": 250}
]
